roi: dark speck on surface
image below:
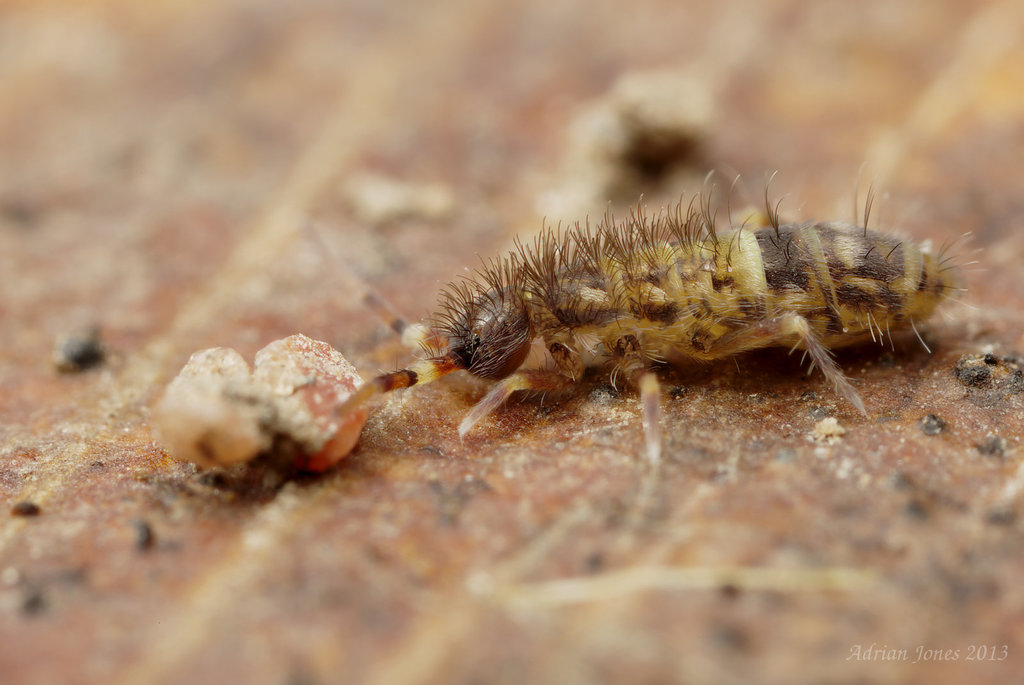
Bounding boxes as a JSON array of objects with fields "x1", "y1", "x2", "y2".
[
  {"x1": 419, "y1": 445, "x2": 445, "y2": 459},
  {"x1": 976, "y1": 436, "x2": 1007, "y2": 459},
  {"x1": 888, "y1": 470, "x2": 913, "y2": 490},
  {"x1": 905, "y1": 497, "x2": 932, "y2": 520},
  {"x1": 986, "y1": 505, "x2": 1016, "y2": 526},
  {"x1": 713, "y1": 622, "x2": 749, "y2": 650},
  {"x1": 11, "y1": 501, "x2": 41, "y2": 517},
  {"x1": 920, "y1": 414, "x2": 946, "y2": 436},
  {"x1": 21, "y1": 588, "x2": 47, "y2": 615},
  {"x1": 133, "y1": 519, "x2": 155, "y2": 551},
  {"x1": 198, "y1": 471, "x2": 229, "y2": 489},
  {"x1": 53, "y1": 329, "x2": 106, "y2": 372},
  {"x1": 719, "y1": 584, "x2": 742, "y2": 600}
]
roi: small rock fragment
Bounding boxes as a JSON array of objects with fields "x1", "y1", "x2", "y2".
[
  {"x1": 538, "y1": 69, "x2": 715, "y2": 217},
  {"x1": 154, "y1": 335, "x2": 368, "y2": 472},
  {"x1": 953, "y1": 352, "x2": 1023, "y2": 392},
  {"x1": 811, "y1": 417, "x2": 846, "y2": 444},
  {"x1": 953, "y1": 354, "x2": 993, "y2": 387},
  {"x1": 155, "y1": 347, "x2": 272, "y2": 468},
  {"x1": 252, "y1": 335, "x2": 369, "y2": 472},
  {"x1": 603, "y1": 70, "x2": 714, "y2": 175},
  {"x1": 345, "y1": 172, "x2": 454, "y2": 226},
  {"x1": 920, "y1": 414, "x2": 946, "y2": 436}
]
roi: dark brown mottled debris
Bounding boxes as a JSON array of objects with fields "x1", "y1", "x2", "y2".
[{"x1": 953, "y1": 352, "x2": 1024, "y2": 393}]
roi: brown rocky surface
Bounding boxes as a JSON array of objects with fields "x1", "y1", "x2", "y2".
[{"x1": 2, "y1": 1, "x2": 1023, "y2": 683}]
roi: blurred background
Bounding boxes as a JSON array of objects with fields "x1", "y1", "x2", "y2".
[{"x1": 1, "y1": 1, "x2": 1023, "y2": 683}]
